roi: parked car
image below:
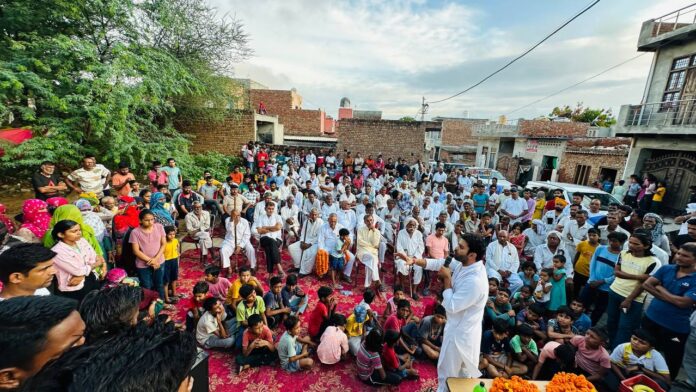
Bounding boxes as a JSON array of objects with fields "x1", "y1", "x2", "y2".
[
  {"x1": 525, "y1": 181, "x2": 622, "y2": 210},
  {"x1": 466, "y1": 167, "x2": 513, "y2": 190}
]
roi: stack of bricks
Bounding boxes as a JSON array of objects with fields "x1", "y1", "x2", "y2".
[
  {"x1": 336, "y1": 119, "x2": 439, "y2": 162},
  {"x1": 249, "y1": 89, "x2": 323, "y2": 136},
  {"x1": 174, "y1": 110, "x2": 255, "y2": 155}
]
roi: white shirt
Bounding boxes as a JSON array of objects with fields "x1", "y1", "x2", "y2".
[
  {"x1": 485, "y1": 240, "x2": 520, "y2": 277},
  {"x1": 337, "y1": 209, "x2": 357, "y2": 232},
  {"x1": 280, "y1": 205, "x2": 300, "y2": 228},
  {"x1": 185, "y1": 210, "x2": 211, "y2": 234},
  {"x1": 252, "y1": 213, "x2": 283, "y2": 240},
  {"x1": 0, "y1": 287, "x2": 50, "y2": 301},
  {"x1": 305, "y1": 154, "x2": 317, "y2": 165},
  {"x1": 502, "y1": 197, "x2": 528, "y2": 223},
  {"x1": 301, "y1": 198, "x2": 322, "y2": 217},
  {"x1": 396, "y1": 229, "x2": 424, "y2": 257},
  {"x1": 318, "y1": 222, "x2": 346, "y2": 251},
  {"x1": 321, "y1": 202, "x2": 339, "y2": 221},
  {"x1": 375, "y1": 194, "x2": 391, "y2": 210},
  {"x1": 223, "y1": 217, "x2": 251, "y2": 246},
  {"x1": 298, "y1": 217, "x2": 323, "y2": 244},
  {"x1": 340, "y1": 192, "x2": 356, "y2": 205},
  {"x1": 433, "y1": 172, "x2": 447, "y2": 183},
  {"x1": 561, "y1": 220, "x2": 592, "y2": 261}
]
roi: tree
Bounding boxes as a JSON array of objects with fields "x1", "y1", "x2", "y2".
[
  {"x1": 549, "y1": 103, "x2": 616, "y2": 127},
  {"x1": 0, "y1": 0, "x2": 250, "y2": 179},
  {"x1": 399, "y1": 116, "x2": 417, "y2": 122}
]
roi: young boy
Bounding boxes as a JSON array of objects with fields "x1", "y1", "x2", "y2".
[
  {"x1": 479, "y1": 319, "x2": 528, "y2": 378},
  {"x1": 383, "y1": 285, "x2": 407, "y2": 320},
  {"x1": 384, "y1": 299, "x2": 418, "y2": 357},
  {"x1": 186, "y1": 281, "x2": 211, "y2": 331},
  {"x1": 608, "y1": 329, "x2": 670, "y2": 390},
  {"x1": 518, "y1": 261, "x2": 539, "y2": 288},
  {"x1": 569, "y1": 328, "x2": 611, "y2": 384},
  {"x1": 346, "y1": 300, "x2": 371, "y2": 356},
  {"x1": 329, "y1": 228, "x2": 351, "y2": 289},
  {"x1": 511, "y1": 285, "x2": 535, "y2": 313},
  {"x1": 226, "y1": 266, "x2": 263, "y2": 308},
  {"x1": 307, "y1": 286, "x2": 335, "y2": 341},
  {"x1": 196, "y1": 297, "x2": 235, "y2": 349},
  {"x1": 383, "y1": 329, "x2": 419, "y2": 381},
  {"x1": 488, "y1": 277, "x2": 500, "y2": 297},
  {"x1": 264, "y1": 276, "x2": 291, "y2": 329},
  {"x1": 236, "y1": 314, "x2": 277, "y2": 373},
  {"x1": 548, "y1": 256, "x2": 567, "y2": 311},
  {"x1": 162, "y1": 226, "x2": 180, "y2": 304},
  {"x1": 534, "y1": 268, "x2": 553, "y2": 308},
  {"x1": 280, "y1": 274, "x2": 308, "y2": 316},
  {"x1": 235, "y1": 284, "x2": 267, "y2": 348},
  {"x1": 547, "y1": 306, "x2": 579, "y2": 343},
  {"x1": 510, "y1": 324, "x2": 539, "y2": 371},
  {"x1": 317, "y1": 313, "x2": 349, "y2": 365},
  {"x1": 357, "y1": 329, "x2": 402, "y2": 386},
  {"x1": 516, "y1": 303, "x2": 548, "y2": 343},
  {"x1": 416, "y1": 304, "x2": 446, "y2": 361},
  {"x1": 204, "y1": 266, "x2": 232, "y2": 302},
  {"x1": 569, "y1": 299, "x2": 592, "y2": 334},
  {"x1": 278, "y1": 315, "x2": 315, "y2": 372},
  {"x1": 485, "y1": 288, "x2": 515, "y2": 328}
]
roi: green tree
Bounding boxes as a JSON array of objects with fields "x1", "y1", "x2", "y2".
[
  {"x1": 0, "y1": 0, "x2": 249, "y2": 180},
  {"x1": 399, "y1": 116, "x2": 417, "y2": 122},
  {"x1": 549, "y1": 103, "x2": 616, "y2": 127}
]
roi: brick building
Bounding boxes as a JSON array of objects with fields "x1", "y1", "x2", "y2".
[
  {"x1": 429, "y1": 117, "x2": 486, "y2": 164},
  {"x1": 557, "y1": 138, "x2": 630, "y2": 185},
  {"x1": 174, "y1": 109, "x2": 256, "y2": 155}
]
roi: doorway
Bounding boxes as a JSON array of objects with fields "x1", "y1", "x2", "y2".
[
  {"x1": 540, "y1": 155, "x2": 557, "y2": 181},
  {"x1": 599, "y1": 168, "x2": 618, "y2": 185}
]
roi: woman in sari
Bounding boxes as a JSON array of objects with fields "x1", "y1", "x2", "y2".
[
  {"x1": 15, "y1": 199, "x2": 51, "y2": 243},
  {"x1": 149, "y1": 192, "x2": 175, "y2": 226}
]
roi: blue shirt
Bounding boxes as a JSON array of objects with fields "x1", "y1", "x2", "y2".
[
  {"x1": 573, "y1": 313, "x2": 592, "y2": 334},
  {"x1": 587, "y1": 246, "x2": 619, "y2": 292},
  {"x1": 645, "y1": 264, "x2": 696, "y2": 334},
  {"x1": 162, "y1": 166, "x2": 181, "y2": 189},
  {"x1": 472, "y1": 193, "x2": 489, "y2": 214}
]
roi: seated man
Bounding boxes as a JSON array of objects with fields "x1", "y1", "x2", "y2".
[
  {"x1": 394, "y1": 218, "x2": 425, "y2": 299},
  {"x1": 198, "y1": 176, "x2": 223, "y2": 215},
  {"x1": 220, "y1": 210, "x2": 256, "y2": 276},
  {"x1": 185, "y1": 201, "x2": 213, "y2": 263},
  {"x1": 174, "y1": 180, "x2": 203, "y2": 218},
  {"x1": 356, "y1": 214, "x2": 386, "y2": 296},
  {"x1": 318, "y1": 213, "x2": 355, "y2": 285},
  {"x1": 280, "y1": 195, "x2": 300, "y2": 241},
  {"x1": 251, "y1": 201, "x2": 285, "y2": 277},
  {"x1": 485, "y1": 230, "x2": 522, "y2": 293},
  {"x1": 288, "y1": 208, "x2": 323, "y2": 277}
]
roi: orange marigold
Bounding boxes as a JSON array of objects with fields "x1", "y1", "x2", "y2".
[
  {"x1": 489, "y1": 376, "x2": 540, "y2": 392},
  {"x1": 546, "y1": 372, "x2": 597, "y2": 392}
]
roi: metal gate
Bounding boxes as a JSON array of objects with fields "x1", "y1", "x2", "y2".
[{"x1": 642, "y1": 150, "x2": 696, "y2": 214}]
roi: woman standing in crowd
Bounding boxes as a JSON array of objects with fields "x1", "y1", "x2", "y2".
[
  {"x1": 14, "y1": 199, "x2": 51, "y2": 243},
  {"x1": 129, "y1": 209, "x2": 167, "y2": 299},
  {"x1": 51, "y1": 219, "x2": 103, "y2": 301}
]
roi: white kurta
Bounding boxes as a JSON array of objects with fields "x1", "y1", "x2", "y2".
[
  {"x1": 485, "y1": 241, "x2": 523, "y2": 293},
  {"x1": 220, "y1": 217, "x2": 256, "y2": 268},
  {"x1": 337, "y1": 209, "x2": 357, "y2": 233},
  {"x1": 288, "y1": 217, "x2": 323, "y2": 274},
  {"x1": 280, "y1": 205, "x2": 300, "y2": 233},
  {"x1": 561, "y1": 220, "x2": 591, "y2": 264},
  {"x1": 423, "y1": 259, "x2": 488, "y2": 391},
  {"x1": 317, "y1": 222, "x2": 355, "y2": 277},
  {"x1": 356, "y1": 226, "x2": 382, "y2": 287},
  {"x1": 185, "y1": 211, "x2": 212, "y2": 255},
  {"x1": 395, "y1": 229, "x2": 425, "y2": 284}
]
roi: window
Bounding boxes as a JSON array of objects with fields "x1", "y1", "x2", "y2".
[
  {"x1": 662, "y1": 56, "x2": 691, "y2": 111},
  {"x1": 573, "y1": 164, "x2": 591, "y2": 186}
]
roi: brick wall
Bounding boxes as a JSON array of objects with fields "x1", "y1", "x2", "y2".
[
  {"x1": 336, "y1": 119, "x2": 437, "y2": 161},
  {"x1": 558, "y1": 150, "x2": 628, "y2": 184},
  {"x1": 441, "y1": 119, "x2": 485, "y2": 146},
  {"x1": 518, "y1": 120, "x2": 589, "y2": 138},
  {"x1": 440, "y1": 151, "x2": 477, "y2": 165},
  {"x1": 174, "y1": 110, "x2": 255, "y2": 155},
  {"x1": 566, "y1": 137, "x2": 631, "y2": 148},
  {"x1": 249, "y1": 89, "x2": 323, "y2": 136}
]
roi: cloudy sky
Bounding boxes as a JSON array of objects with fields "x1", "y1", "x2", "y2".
[{"x1": 210, "y1": 0, "x2": 690, "y2": 120}]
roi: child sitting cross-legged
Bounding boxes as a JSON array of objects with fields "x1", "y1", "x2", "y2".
[
  {"x1": 278, "y1": 315, "x2": 316, "y2": 373},
  {"x1": 546, "y1": 305, "x2": 579, "y2": 344},
  {"x1": 235, "y1": 284, "x2": 267, "y2": 349},
  {"x1": 415, "y1": 304, "x2": 446, "y2": 362},
  {"x1": 317, "y1": 313, "x2": 349, "y2": 365},
  {"x1": 509, "y1": 323, "x2": 539, "y2": 371},
  {"x1": 606, "y1": 328, "x2": 670, "y2": 391},
  {"x1": 307, "y1": 286, "x2": 336, "y2": 342},
  {"x1": 479, "y1": 319, "x2": 528, "y2": 378},
  {"x1": 264, "y1": 276, "x2": 291, "y2": 329},
  {"x1": 516, "y1": 302, "x2": 548, "y2": 343},
  {"x1": 196, "y1": 297, "x2": 236, "y2": 349},
  {"x1": 382, "y1": 329, "x2": 419, "y2": 382},
  {"x1": 281, "y1": 274, "x2": 308, "y2": 316},
  {"x1": 236, "y1": 314, "x2": 277, "y2": 373},
  {"x1": 186, "y1": 281, "x2": 212, "y2": 332},
  {"x1": 484, "y1": 288, "x2": 515, "y2": 328},
  {"x1": 356, "y1": 329, "x2": 402, "y2": 386}
]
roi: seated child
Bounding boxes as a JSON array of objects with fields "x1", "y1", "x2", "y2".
[
  {"x1": 307, "y1": 286, "x2": 335, "y2": 341},
  {"x1": 384, "y1": 299, "x2": 418, "y2": 356},
  {"x1": 479, "y1": 319, "x2": 528, "y2": 378},
  {"x1": 382, "y1": 329, "x2": 419, "y2": 381},
  {"x1": 329, "y1": 228, "x2": 351, "y2": 289},
  {"x1": 546, "y1": 306, "x2": 579, "y2": 344},
  {"x1": 488, "y1": 277, "x2": 500, "y2": 297},
  {"x1": 264, "y1": 276, "x2": 291, "y2": 329},
  {"x1": 510, "y1": 324, "x2": 539, "y2": 370},
  {"x1": 356, "y1": 329, "x2": 402, "y2": 386},
  {"x1": 186, "y1": 281, "x2": 211, "y2": 331},
  {"x1": 226, "y1": 266, "x2": 263, "y2": 308},
  {"x1": 518, "y1": 261, "x2": 539, "y2": 288},
  {"x1": 416, "y1": 304, "x2": 446, "y2": 361},
  {"x1": 421, "y1": 289, "x2": 443, "y2": 319},
  {"x1": 163, "y1": 225, "x2": 180, "y2": 304},
  {"x1": 532, "y1": 341, "x2": 577, "y2": 380},
  {"x1": 484, "y1": 288, "x2": 515, "y2": 328},
  {"x1": 196, "y1": 297, "x2": 235, "y2": 349},
  {"x1": 569, "y1": 299, "x2": 591, "y2": 334},
  {"x1": 278, "y1": 315, "x2": 316, "y2": 373},
  {"x1": 548, "y1": 256, "x2": 567, "y2": 311},
  {"x1": 236, "y1": 314, "x2": 277, "y2": 372},
  {"x1": 204, "y1": 266, "x2": 232, "y2": 302},
  {"x1": 511, "y1": 285, "x2": 535, "y2": 313},
  {"x1": 357, "y1": 288, "x2": 378, "y2": 328},
  {"x1": 383, "y1": 285, "x2": 406, "y2": 320},
  {"x1": 280, "y1": 274, "x2": 308, "y2": 316},
  {"x1": 534, "y1": 268, "x2": 552, "y2": 308},
  {"x1": 516, "y1": 303, "x2": 548, "y2": 343},
  {"x1": 568, "y1": 328, "x2": 611, "y2": 384},
  {"x1": 347, "y1": 301, "x2": 371, "y2": 356},
  {"x1": 235, "y1": 284, "x2": 267, "y2": 348},
  {"x1": 317, "y1": 313, "x2": 349, "y2": 365},
  {"x1": 607, "y1": 329, "x2": 670, "y2": 391}
]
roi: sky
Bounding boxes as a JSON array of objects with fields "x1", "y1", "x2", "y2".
[{"x1": 209, "y1": 0, "x2": 692, "y2": 121}]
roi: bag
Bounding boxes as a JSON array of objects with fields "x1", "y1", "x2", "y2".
[{"x1": 315, "y1": 248, "x2": 329, "y2": 277}]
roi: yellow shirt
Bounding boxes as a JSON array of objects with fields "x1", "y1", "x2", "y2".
[
  {"x1": 163, "y1": 238, "x2": 179, "y2": 260},
  {"x1": 345, "y1": 313, "x2": 370, "y2": 338},
  {"x1": 533, "y1": 199, "x2": 545, "y2": 220},
  {"x1": 610, "y1": 251, "x2": 659, "y2": 303},
  {"x1": 652, "y1": 187, "x2": 666, "y2": 202},
  {"x1": 226, "y1": 278, "x2": 259, "y2": 305},
  {"x1": 196, "y1": 178, "x2": 222, "y2": 190},
  {"x1": 574, "y1": 240, "x2": 598, "y2": 277}
]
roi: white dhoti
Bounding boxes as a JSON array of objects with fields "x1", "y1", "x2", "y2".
[
  {"x1": 395, "y1": 258, "x2": 424, "y2": 284},
  {"x1": 383, "y1": 224, "x2": 396, "y2": 244},
  {"x1": 289, "y1": 242, "x2": 319, "y2": 275},
  {"x1": 219, "y1": 241, "x2": 256, "y2": 269},
  {"x1": 378, "y1": 240, "x2": 387, "y2": 264},
  {"x1": 341, "y1": 250, "x2": 356, "y2": 277},
  {"x1": 359, "y1": 253, "x2": 380, "y2": 287},
  {"x1": 192, "y1": 232, "x2": 213, "y2": 255}
]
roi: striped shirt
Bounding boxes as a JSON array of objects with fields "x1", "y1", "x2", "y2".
[{"x1": 356, "y1": 343, "x2": 382, "y2": 380}]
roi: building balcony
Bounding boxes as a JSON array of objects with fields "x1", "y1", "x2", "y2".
[
  {"x1": 614, "y1": 99, "x2": 696, "y2": 136},
  {"x1": 638, "y1": 4, "x2": 696, "y2": 51}
]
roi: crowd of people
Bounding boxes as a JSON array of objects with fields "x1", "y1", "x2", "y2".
[{"x1": 0, "y1": 141, "x2": 695, "y2": 391}]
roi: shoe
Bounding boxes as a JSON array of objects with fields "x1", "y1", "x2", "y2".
[
  {"x1": 422, "y1": 287, "x2": 431, "y2": 296},
  {"x1": 287, "y1": 267, "x2": 300, "y2": 273},
  {"x1": 341, "y1": 275, "x2": 352, "y2": 284}
]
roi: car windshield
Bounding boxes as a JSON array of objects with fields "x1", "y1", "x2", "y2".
[{"x1": 569, "y1": 192, "x2": 620, "y2": 210}]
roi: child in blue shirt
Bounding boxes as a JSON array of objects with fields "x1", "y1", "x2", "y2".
[{"x1": 548, "y1": 255, "x2": 567, "y2": 311}]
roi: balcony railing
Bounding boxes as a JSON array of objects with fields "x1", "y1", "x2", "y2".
[
  {"x1": 625, "y1": 99, "x2": 696, "y2": 127},
  {"x1": 652, "y1": 3, "x2": 696, "y2": 37}
]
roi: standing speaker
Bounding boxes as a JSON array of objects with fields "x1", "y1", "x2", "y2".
[{"x1": 190, "y1": 348, "x2": 209, "y2": 392}]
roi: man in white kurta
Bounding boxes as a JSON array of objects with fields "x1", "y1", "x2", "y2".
[
  {"x1": 185, "y1": 202, "x2": 213, "y2": 257},
  {"x1": 220, "y1": 211, "x2": 256, "y2": 274},
  {"x1": 358, "y1": 204, "x2": 388, "y2": 264},
  {"x1": 318, "y1": 213, "x2": 354, "y2": 283},
  {"x1": 378, "y1": 199, "x2": 400, "y2": 244},
  {"x1": 320, "y1": 194, "x2": 339, "y2": 221},
  {"x1": 288, "y1": 208, "x2": 323, "y2": 276},
  {"x1": 405, "y1": 234, "x2": 489, "y2": 391},
  {"x1": 395, "y1": 218, "x2": 425, "y2": 293},
  {"x1": 356, "y1": 215, "x2": 383, "y2": 290},
  {"x1": 485, "y1": 230, "x2": 523, "y2": 293},
  {"x1": 336, "y1": 201, "x2": 357, "y2": 235}
]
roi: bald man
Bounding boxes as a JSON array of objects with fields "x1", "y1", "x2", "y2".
[{"x1": 485, "y1": 230, "x2": 522, "y2": 293}]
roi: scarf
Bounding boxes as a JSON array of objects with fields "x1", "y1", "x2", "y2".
[
  {"x1": 45, "y1": 197, "x2": 69, "y2": 208},
  {"x1": 20, "y1": 199, "x2": 51, "y2": 238},
  {"x1": 643, "y1": 213, "x2": 665, "y2": 244},
  {"x1": 150, "y1": 192, "x2": 174, "y2": 225},
  {"x1": 114, "y1": 205, "x2": 140, "y2": 233},
  {"x1": 0, "y1": 203, "x2": 15, "y2": 234},
  {"x1": 43, "y1": 205, "x2": 103, "y2": 255},
  {"x1": 79, "y1": 192, "x2": 100, "y2": 206}
]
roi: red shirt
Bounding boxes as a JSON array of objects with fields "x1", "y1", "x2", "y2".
[
  {"x1": 307, "y1": 302, "x2": 328, "y2": 337},
  {"x1": 382, "y1": 344, "x2": 400, "y2": 371},
  {"x1": 242, "y1": 325, "x2": 274, "y2": 349},
  {"x1": 256, "y1": 151, "x2": 268, "y2": 168},
  {"x1": 384, "y1": 314, "x2": 406, "y2": 332}
]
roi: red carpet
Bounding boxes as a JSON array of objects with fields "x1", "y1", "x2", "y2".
[{"x1": 173, "y1": 245, "x2": 439, "y2": 391}]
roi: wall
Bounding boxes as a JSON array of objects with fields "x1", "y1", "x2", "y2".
[
  {"x1": 441, "y1": 119, "x2": 484, "y2": 146},
  {"x1": 174, "y1": 110, "x2": 255, "y2": 155},
  {"x1": 518, "y1": 120, "x2": 589, "y2": 138},
  {"x1": 645, "y1": 40, "x2": 696, "y2": 104},
  {"x1": 557, "y1": 150, "x2": 627, "y2": 185},
  {"x1": 336, "y1": 119, "x2": 436, "y2": 162},
  {"x1": 249, "y1": 89, "x2": 323, "y2": 136}
]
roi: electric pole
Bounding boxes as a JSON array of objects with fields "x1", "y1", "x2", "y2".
[{"x1": 419, "y1": 96, "x2": 429, "y2": 121}]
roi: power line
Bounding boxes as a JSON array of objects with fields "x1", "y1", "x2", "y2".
[
  {"x1": 506, "y1": 52, "x2": 648, "y2": 115},
  {"x1": 427, "y1": 0, "x2": 601, "y2": 105}
]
